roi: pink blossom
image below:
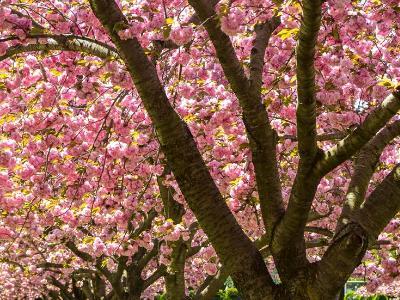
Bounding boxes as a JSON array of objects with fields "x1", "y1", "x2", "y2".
[
  {"x1": 204, "y1": 263, "x2": 217, "y2": 275},
  {"x1": 106, "y1": 141, "x2": 128, "y2": 159},
  {"x1": 170, "y1": 26, "x2": 193, "y2": 46},
  {"x1": 220, "y1": 9, "x2": 245, "y2": 35}
]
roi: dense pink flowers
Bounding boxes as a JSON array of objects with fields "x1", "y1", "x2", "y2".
[
  {"x1": 220, "y1": 8, "x2": 245, "y2": 35},
  {"x1": 0, "y1": 0, "x2": 399, "y2": 298},
  {"x1": 0, "y1": 227, "x2": 13, "y2": 240},
  {"x1": 170, "y1": 26, "x2": 194, "y2": 46}
]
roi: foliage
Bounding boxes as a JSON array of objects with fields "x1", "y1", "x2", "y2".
[
  {"x1": 0, "y1": 0, "x2": 399, "y2": 299},
  {"x1": 344, "y1": 291, "x2": 390, "y2": 300}
]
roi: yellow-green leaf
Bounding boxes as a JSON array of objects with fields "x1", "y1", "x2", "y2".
[
  {"x1": 165, "y1": 18, "x2": 174, "y2": 25},
  {"x1": 277, "y1": 28, "x2": 299, "y2": 40}
]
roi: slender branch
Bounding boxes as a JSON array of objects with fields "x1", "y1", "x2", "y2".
[
  {"x1": 0, "y1": 35, "x2": 119, "y2": 62},
  {"x1": 337, "y1": 120, "x2": 400, "y2": 231},
  {"x1": 48, "y1": 276, "x2": 74, "y2": 300},
  {"x1": 10, "y1": 8, "x2": 45, "y2": 30},
  {"x1": 314, "y1": 164, "x2": 400, "y2": 298},
  {"x1": 143, "y1": 265, "x2": 167, "y2": 290},
  {"x1": 65, "y1": 241, "x2": 93, "y2": 262},
  {"x1": 157, "y1": 166, "x2": 184, "y2": 224},
  {"x1": 250, "y1": 17, "x2": 281, "y2": 93},
  {"x1": 316, "y1": 89, "x2": 400, "y2": 176},
  {"x1": 194, "y1": 266, "x2": 230, "y2": 300},
  {"x1": 0, "y1": 258, "x2": 25, "y2": 271},
  {"x1": 296, "y1": 0, "x2": 322, "y2": 164},
  {"x1": 282, "y1": 131, "x2": 348, "y2": 142},
  {"x1": 137, "y1": 239, "x2": 161, "y2": 272},
  {"x1": 129, "y1": 209, "x2": 157, "y2": 239},
  {"x1": 304, "y1": 226, "x2": 333, "y2": 238},
  {"x1": 307, "y1": 208, "x2": 333, "y2": 223},
  {"x1": 188, "y1": 0, "x2": 284, "y2": 238}
]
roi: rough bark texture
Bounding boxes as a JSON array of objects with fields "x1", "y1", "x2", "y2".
[
  {"x1": 6, "y1": 0, "x2": 400, "y2": 299},
  {"x1": 187, "y1": 0, "x2": 284, "y2": 244},
  {"x1": 89, "y1": 0, "x2": 275, "y2": 298},
  {"x1": 87, "y1": 0, "x2": 400, "y2": 298}
]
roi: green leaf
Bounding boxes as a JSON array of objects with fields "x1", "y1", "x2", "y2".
[
  {"x1": 29, "y1": 27, "x2": 45, "y2": 35},
  {"x1": 277, "y1": 28, "x2": 299, "y2": 40},
  {"x1": 165, "y1": 18, "x2": 174, "y2": 25},
  {"x1": 378, "y1": 77, "x2": 396, "y2": 88}
]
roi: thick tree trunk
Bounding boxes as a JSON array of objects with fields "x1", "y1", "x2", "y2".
[{"x1": 88, "y1": 1, "x2": 276, "y2": 298}]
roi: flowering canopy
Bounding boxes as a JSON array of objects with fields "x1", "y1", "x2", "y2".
[{"x1": 0, "y1": 0, "x2": 399, "y2": 299}]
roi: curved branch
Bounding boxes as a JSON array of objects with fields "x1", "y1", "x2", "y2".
[
  {"x1": 0, "y1": 35, "x2": 119, "y2": 62},
  {"x1": 188, "y1": 0, "x2": 284, "y2": 237},
  {"x1": 89, "y1": 0, "x2": 275, "y2": 296},
  {"x1": 316, "y1": 89, "x2": 400, "y2": 176},
  {"x1": 314, "y1": 164, "x2": 400, "y2": 298},
  {"x1": 337, "y1": 120, "x2": 400, "y2": 231}
]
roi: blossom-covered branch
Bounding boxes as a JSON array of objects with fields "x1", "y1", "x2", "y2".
[
  {"x1": 0, "y1": 35, "x2": 119, "y2": 62},
  {"x1": 316, "y1": 89, "x2": 400, "y2": 176},
  {"x1": 338, "y1": 120, "x2": 400, "y2": 230},
  {"x1": 188, "y1": 0, "x2": 284, "y2": 235},
  {"x1": 271, "y1": 0, "x2": 323, "y2": 283},
  {"x1": 88, "y1": 0, "x2": 275, "y2": 297},
  {"x1": 315, "y1": 164, "x2": 400, "y2": 297}
]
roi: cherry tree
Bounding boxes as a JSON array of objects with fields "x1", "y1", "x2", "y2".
[{"x1": 0, "y1": 0, "x2": 400, "y2": 299}]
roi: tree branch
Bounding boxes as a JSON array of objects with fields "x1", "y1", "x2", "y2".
[
  {"x1": 274, "y1": 90, "x2": 400, "y2": 282},
  {"x1": 193, "y1": 266, "x2": 230, "y2": 300},
  {"x1": 316, "y1": 89, "x2": 400, "y2": 176},
  {"x1": 0, "y1": 35, "x2": 119, "y2": 62},
  {"x1": 129, "y1": 208, "x2": 157, "y2": 239},
  {"x1": 137, "y1": 239, "x2": 161, "y2": 272},
  {"x1": 282, "y1": 131, "x2": 348, "y2": 142},
  {"x1": 89, "y1": 0, "x2": 275, "y2": 296},
  {"x1": 296, "y1": 0, "x2": 322, "y2": 164},
  {"x1": 304, "y1": 226, "x2": 333, "y2": 238},
  {"x1": 314, "y1": 164, "x2": 400, "y2": 298},
  {"x1": 249, "y1": 17, "x2": 281, "y2": 92},
  {"x1": 354, "y1": 164, "x2": 400, "y2": 239},
  {"x1": 337, "y1": 120, "x2": 400, "y2": 231},
  {"x1": 271, "y1": 0, "x2": 323, "y2": 283},
  {"x1": 48, "y1": 276, "x2": 74, "y2": 300},
  {"x1": 65, "y1": 241, "x2": 93, "y2": 263},
  {"x1": 143, "y1": 265, "x2": 167, "y2": 290},
  {"x1": 65, "y1": 240, "x2": 117, "y2": 294},
  {"x1": 188, "y1": 0, "x2": 284, "y2": 237}
]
